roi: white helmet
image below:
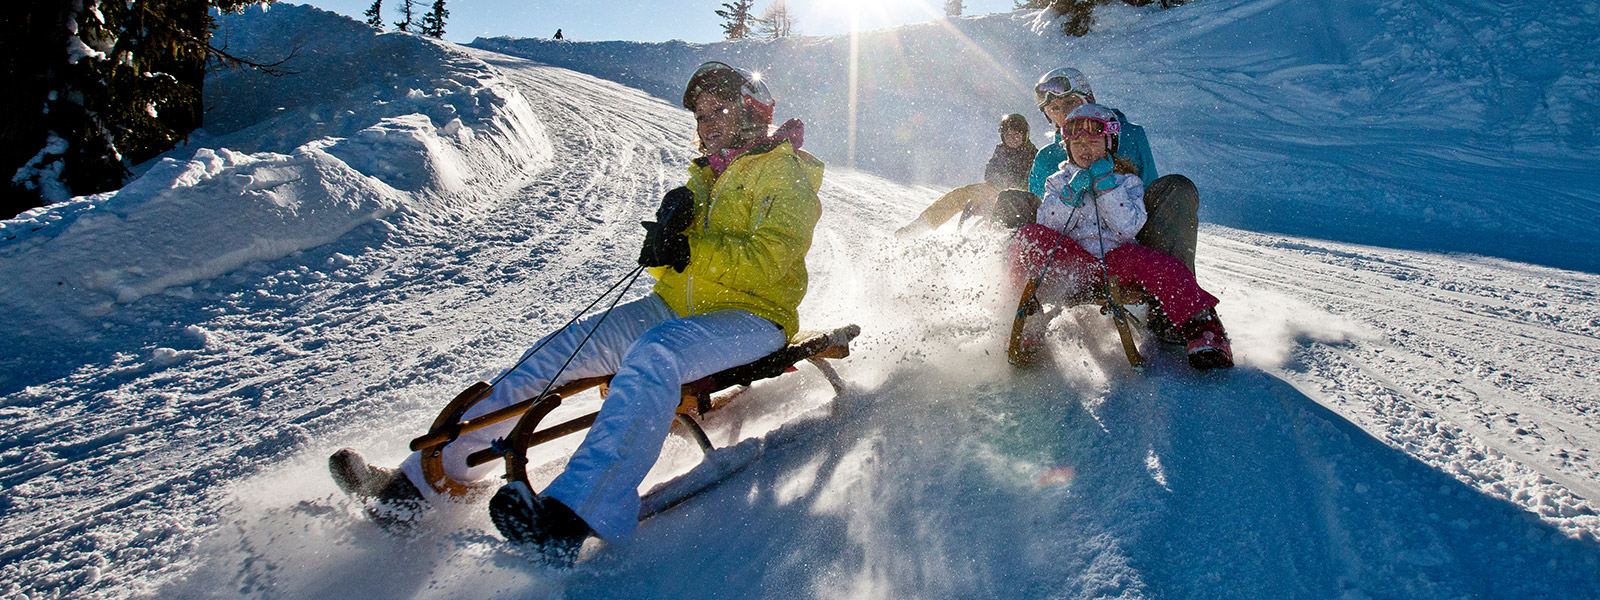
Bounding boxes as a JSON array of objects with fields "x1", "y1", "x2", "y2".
[
  {"x1": 1034, "y1": 67, "x2": 1094, "y2": 110},
  {"x1": 1061, "y1": 103, "x2": 1122, "y2": 155}
]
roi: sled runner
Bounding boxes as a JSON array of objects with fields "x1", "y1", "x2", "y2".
[
  {"x1": 1007, "y1": 277, "x2": 1148, "y2": 370},
  {"x1": 407, "y1": 324, "x2": 861, "y2": 500}
]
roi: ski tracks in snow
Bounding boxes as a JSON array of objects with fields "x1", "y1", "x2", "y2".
[
  {"x1": 5, "y1": 49, "x2": 1600, "y2": 599},
  {"x1": 0, "y1": 54, "x2": 695, "y2": 599},
  {"x1": 1202, "y1": 227, "x2": 1600, "y2": 535}
]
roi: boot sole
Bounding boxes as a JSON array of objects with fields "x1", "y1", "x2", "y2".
[
  {"x1": 489, "y1": 484, "x2": 542, "y2": 545},
  {"x1": 1188, "y1": 348, "x2": 1234, "y2": 370}
]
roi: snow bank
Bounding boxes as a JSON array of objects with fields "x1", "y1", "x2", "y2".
[{"x1": 0, "y1": 3, "x2": 552, "y2": 334}]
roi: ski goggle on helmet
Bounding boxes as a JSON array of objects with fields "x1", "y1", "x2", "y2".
[
  {"x1": 1034, "y1": 67, "x2": 1094, "y2": 110},
  {"x1": 1061, "y1": 103, "x2": 1121, "y2": 153},
  {"x1": 682, "y1": 61, "x2": 776, "y2": 127}
]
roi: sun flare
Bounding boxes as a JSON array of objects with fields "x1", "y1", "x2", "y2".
[{"x1": 807, "y1": 0, "x2": 946, "y2": 32}]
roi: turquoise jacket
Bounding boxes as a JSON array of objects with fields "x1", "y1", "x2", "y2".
[{"x1": 1029, "y1": 107, "x2": 1157, "y2": 198}]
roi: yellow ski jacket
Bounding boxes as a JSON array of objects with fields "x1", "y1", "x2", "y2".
[{"x1": 650, "y1": 136, "x2": 824, "y2": 339}]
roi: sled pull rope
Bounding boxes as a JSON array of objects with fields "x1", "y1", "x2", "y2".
[
  {"x1": 487, "y1": 264, "x2": 647, "y2": 391},
  {"x1": 1018, "y1": 203, "x2": 1075, "y2": 324},
  {"x1": 497, "y1": 196, "x2": 692, "y2": 399},
  {"x1": 422, "y1": 265, "x2": 644, "y2": 453},
  {"x1": 1086, "y1": 187, "x2": 1147, "y2": 370}
]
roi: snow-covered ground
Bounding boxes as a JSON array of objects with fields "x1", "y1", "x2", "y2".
[{"x1": 2, "y1": 1, "x2": 1598, "y2": 598}]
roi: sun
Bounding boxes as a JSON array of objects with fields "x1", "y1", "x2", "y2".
[{"x1": 805, "y1": 0, "x2": 946, "y2": 32}]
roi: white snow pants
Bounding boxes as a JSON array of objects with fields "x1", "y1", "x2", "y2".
[{"x1": 400, "y1": 293, "x2": 785, "y2": 541}]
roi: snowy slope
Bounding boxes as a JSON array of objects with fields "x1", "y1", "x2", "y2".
[
  {"x1": 2, "y1": 1, "x2": 1599, "y2": 599},
  {"x1": 474, "y1": 0, "x2": 1600, "y2": 273},
  {"x1": 0, "y1": 4, "x2": 552, "y2": 343}
]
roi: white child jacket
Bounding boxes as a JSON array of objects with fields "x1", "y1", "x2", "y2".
[{"x1": 1039, "y1": 164, "x2": 1147, "y2": 259}]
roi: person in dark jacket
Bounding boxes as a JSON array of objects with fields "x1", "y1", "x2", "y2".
[
  {"x1": 896, "y1": 114, "x2": 1040, "y2": 236},
  {"x1": 984, "y1": 113, "x2": 1037, "y2": 191}
]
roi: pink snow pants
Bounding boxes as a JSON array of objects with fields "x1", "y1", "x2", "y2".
[{"x1": 1009, "y1": 223, "x2": 1218, "y2": 327}]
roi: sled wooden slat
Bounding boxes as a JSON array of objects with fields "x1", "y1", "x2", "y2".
[
  {"x1": 464, "y1": 411, "x2": 598, "y2": 468},
  {"x1": 408, "y1": 376, "x2": 611, "y2": 452},
  {"x1": 1008, "y1": 277, "x2": 1151, "y2": 370},
  {"x1": 417, "y1": 324, "x2": 861, "y2": 497},
  {"x1": 494, "y1": 323, "x2": 861, "y2": 496},
  {"x1": 1106, "y1": 276, "x2": 1149, "y2": 370},
  {"x1": 1007, "y1": 278, "x2": 1043, "y2": 366}
]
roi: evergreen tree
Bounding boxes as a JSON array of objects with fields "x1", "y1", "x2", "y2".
[
  {"x1": 420, "y1": 0, "x2": 448, "y2": 38},
  {"x1": 1016, "y1": 0, "x2": 1186, "y2": 31},
  {"x1": 364, "y1": 0, "x2": 384, "y2": 28},
  {"x1": 1012, "y1": 0, "x2": 1102, "y2": 37},
  {"x1": 945, "y1": 0, "x2": 964, "y2": 17},
  {"x1": 1058, "y1": 0, "x2": 1095, "y2": 36},
  {"x1": 715, "y1": 0, "x2": 756, "y2": 40},
  {"x1": 394, "y1": 0, "x2": 416, "y2": 32},
  {"x1": 756, "y1": 0, "x2": 797, "y2": 38},
  {"x1": 2, "y1": 0, "x2": 284, "y2": 218}
]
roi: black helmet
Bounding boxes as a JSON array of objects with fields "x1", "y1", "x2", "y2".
[
  {"x1": 682, "y1": 61, "x2": 775, "y2": 128},
  {"x1": 1000, "y1": 113, "x2": 1029, "y2": 133}
]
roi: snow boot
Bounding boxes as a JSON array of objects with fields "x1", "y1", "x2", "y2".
[
  {"x1": 489, "y1": 481, "x2": 593, "y2": 566},
  {"x1": 1181, "y1": 308, "x2": 1234, "y2": 370},
  {"x1": 1146, "y1": 305, "x2": 1186, "y2": 345},
  {"x1": 329, "y1": 448, "x2": 427, "y2": 530}
]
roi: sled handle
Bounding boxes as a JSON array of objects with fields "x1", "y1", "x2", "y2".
[
  {"x1": 408, "y1": 376, "x2": 611, "y2": 452},
  {"x1": 465, "y1": 410, "x2": 599, "y2": 468}
]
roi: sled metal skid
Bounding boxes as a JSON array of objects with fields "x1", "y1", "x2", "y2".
[{"x1": 408, "y1": 325, "x2": 860, "y2": 498}]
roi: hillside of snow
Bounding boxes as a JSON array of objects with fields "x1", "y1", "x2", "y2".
[
  {"x1": 2, "y1": 1, "x2": 1598, "y2": 599},
  {"x1": 474, "y1": 0, "x2": 1600, "y2": 273}
]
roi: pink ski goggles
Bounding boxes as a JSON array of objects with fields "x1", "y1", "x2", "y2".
[{"x1": 1061, "y1": 117, "x2": 1120, "y2": 140}]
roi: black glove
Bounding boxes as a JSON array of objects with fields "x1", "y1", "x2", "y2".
[
  {"x1": 637, "y1": 187, "x2": 695, "y2": 272},
  {"x1": 657, "y1": 186, "x2": 695, "y2": 234},
  {"x1": 638, "y1": 221, "x2": 691, "y2": 272},
  {"x1": 994, "y1": 189, "x2": 1041, "y2": 229}
]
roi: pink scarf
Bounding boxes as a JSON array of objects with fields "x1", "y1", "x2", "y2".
[{"x1": 708, "y1": 118, "x2": 805, "y2": 176}]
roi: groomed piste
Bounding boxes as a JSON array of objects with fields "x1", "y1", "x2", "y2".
[{"x1": 2, "y1": 1, "x2": 1598, "y2": 598}]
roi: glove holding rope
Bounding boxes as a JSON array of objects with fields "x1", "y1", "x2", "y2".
[
  {"x1": 1067, "y1": 158, "x2": 1118, "y2": 200},
  {"x1": 638, "y1": 186, "x2": 695, "y2": 272}
]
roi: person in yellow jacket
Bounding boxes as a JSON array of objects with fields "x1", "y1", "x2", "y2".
[{"x1": 328, "y1": 61, "x2": 822, "y2": 565}]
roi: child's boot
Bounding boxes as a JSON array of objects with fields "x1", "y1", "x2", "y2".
[
  {"x1": 329, "y1": 448, "x2": 428, "y2": 530},
  {"x1": 1182, "y1": 308, "x2": 1234, "y2": 370},
  {"x1": 1146, "y1": 305, "x2": 1187, "y2": 345}
]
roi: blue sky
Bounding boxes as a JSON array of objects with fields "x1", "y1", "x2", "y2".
[{"x1": 295, "y1": 0, "x2": 1021, "y2": 44}]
